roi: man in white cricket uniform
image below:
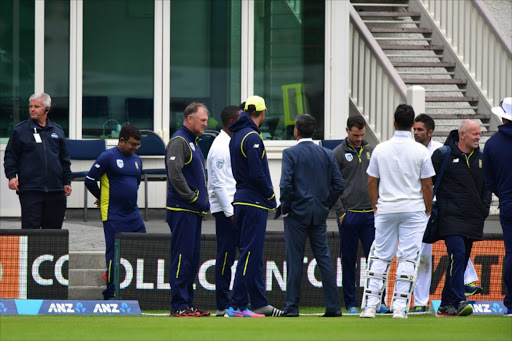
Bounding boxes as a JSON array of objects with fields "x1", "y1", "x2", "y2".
[
  {"x1": 361, "y1": 104, "x2": 435, "y2": 319},
  {"x1": 207, "y1": 105, "x2": 241, "y2": 316},
  {"x1": 412, "y1": 114, "x2": 482, "y2": 312}
]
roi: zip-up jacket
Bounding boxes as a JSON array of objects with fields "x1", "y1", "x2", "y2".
[
  {"x1": 229, "y1": 112, "x2": 276, "y2": 210},
  {"x1": 433, "y1": 130, "x2": 492, "y2": 240},
  {"x1": 4, "y1": 118, "x2": 72, "y2": 192},
  {"x1": 332, "y1": 139, "x2": 373, "y2": 218},
  {"x1": 483, "y1": 122, "x2": 512, "y2": 207},
  {"x1": 166, "y1": 125, "x2": 209, "y2": 215}
]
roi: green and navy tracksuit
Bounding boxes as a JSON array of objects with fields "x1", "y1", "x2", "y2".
[
  {"x1": 166, "y1": 125, "x2": 209, "y2": 313},
  {"x1": 85, "y1": 146, "x2": 146, "y2": 299},
  {"x1": 333, "y1": 139, "x2": 375, "y2": 309},
  {"x1": 228, "y1": 112, "x2": 276, "y2": 311}
]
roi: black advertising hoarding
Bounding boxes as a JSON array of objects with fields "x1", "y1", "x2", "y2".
[
  {"x1": 116, "y1": 232, "x2": 507, "y2": 311},
  {"x1": 0, "y1": 229, "x2": 68, "y2": 299}
]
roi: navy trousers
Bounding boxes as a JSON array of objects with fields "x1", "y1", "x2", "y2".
[
  {"x1": 441, "y1": 235, "x2": 473, "y2": 306},
  {"x1": 214, "y1": 212, "x2": 238, "y2": 311},
  {"x1": 501, "y1": 203, "x2": 512, "y2": 309},
  {"x1": 284, "y1": 216, "x2": 340, "y2": 314},
  {"x1": 167, "y1": 210, "x2": 202, "y2": 312},
  {"x1": 230, "y1": 205, "x2": 268, "y2": 311},
  {"x1": 338, "y1": 211, "x2": 375, "y2": 309},
  {"x1": 103, "y1": 216, "x2": 146, "y2": 299},
  {"x1": 19, "y1": 191, "x2": 66, "y2": 229}
]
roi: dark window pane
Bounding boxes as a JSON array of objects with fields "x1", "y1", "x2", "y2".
[
  {"x1": 254, "y1": 0, "x2": 325, "y2": 140},
  {"x1": 82, "y1": 0, "x2": 154, "y2": 138},
  {"x1": 0, "y1": 0, "x2": 34, "y2": 138}
]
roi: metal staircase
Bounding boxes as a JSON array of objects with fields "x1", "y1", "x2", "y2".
[{"x1": 350, "y1": 0, "x2": 495, "y2": 145}]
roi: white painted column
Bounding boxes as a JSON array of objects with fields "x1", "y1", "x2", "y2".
[
  {"x1": 324, "y1": 0, "x2": 349, "y2": 139},
  {"x1": 34, "y1": 0, "x2": 45, "y2": 93},
  {"x1": 69, "y1": 0, "x2": 83, "y2": 139},
  {"x1": 407, "y1": 85, "x2": 426, "y2": 115},
  {"x1": 241, "y1": 0, "x2": 254, "y2": 101}
]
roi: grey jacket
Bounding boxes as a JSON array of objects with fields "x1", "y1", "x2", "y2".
[{"x1": 332, "y1": 139, "x2": 373, "y2": 218}]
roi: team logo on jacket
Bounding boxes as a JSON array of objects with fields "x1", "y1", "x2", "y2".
[
  {"x1": 189, "y1": 142, "x2": 196, "y2": 151},
  {"x1": 116, "y1": 159, "x2": 124, "y2": 168},
  {"x1": 135, "y1": 162, "x2": 139, "y2": 169},
  {"x1": 479, "y1": 159, "x2": 482, "y2": 168},
  {"x1": 366, "y1": 152, "x2": 371, "y2": 160},
  {"x1": 216, "y1": 160, "x2": 224, "y2": 169},
  {"x1": 345, "y1": 153, "x2": 353, "y2": 162},
  {"x1": 51, "y1": 133, "x2": 59, "y2": 139}
]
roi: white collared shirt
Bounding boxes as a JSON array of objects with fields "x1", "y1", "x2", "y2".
[
  {"x1": 207, "y1": 129, "x2": 236, "y2": 216},
  {"x1": 297, "y1": 137, "x2": 313, "y2": 143},
  {"x1": 367, "y1": 130, "x2": 435, "y2": 214}
]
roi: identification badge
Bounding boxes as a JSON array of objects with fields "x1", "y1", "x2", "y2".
[{"x1": 34, "y1": 133, "x2": 42, "y2": 143}]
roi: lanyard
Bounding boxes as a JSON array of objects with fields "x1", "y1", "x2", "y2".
[
  {"x1": 348, "y1": 145, "x2": 365, "y2": 163},
  {"x1": 463, "y1": 150, "x2": 474, "y2": 168}
]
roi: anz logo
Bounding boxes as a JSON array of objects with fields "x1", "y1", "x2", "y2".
[
  {"x1": 470, "y1": 302, "x2": 503, "y2": 314},
  {"x1": 93, "y1": 303, "x2": 121, "y2": 313},
  {"x1": 48, "y1": 303, "x2": 76, "y2": 313}
]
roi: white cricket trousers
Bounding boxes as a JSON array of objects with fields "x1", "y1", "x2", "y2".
[
  {"x1": 414, "y1": 243, "x2": 479, "y2": 306},
  {"x1": 366, "y1": 211, "x2": 428, "y2": 311}
]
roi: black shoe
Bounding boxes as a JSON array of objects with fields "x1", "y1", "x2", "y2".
[
  {"x1": 189, "y1": 306, "x2": 211, "y2": 317},
  {"x1": 172, "y1": 307, "x2": 201, "y2": 317},
  {"x1": 437, "y1": 304, "x2": 457, "y2": 316},
  {"x1": 322, "y1": 311, "x2": 342, "y2": 317},
  {"x1": 456, "y1": 301, "x2": 473, "y2": 316},
  {"x1": 282, "y1": 311, "x2": 299, "y2": 317}
]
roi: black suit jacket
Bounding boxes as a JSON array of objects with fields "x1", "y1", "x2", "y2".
[{"x1": 279, "y1": 140, "x2": 345, "y2": 225}]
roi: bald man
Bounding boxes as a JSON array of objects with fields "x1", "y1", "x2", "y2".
[{"x1": 433, "y1": 120, "x2": 492, "y2": 317}]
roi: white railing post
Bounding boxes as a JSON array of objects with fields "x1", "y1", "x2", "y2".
[{"x1": 407, "y1": 86, "x2": 425, "y2": 115}]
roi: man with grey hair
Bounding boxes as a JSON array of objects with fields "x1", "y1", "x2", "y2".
[
  {"x1": 4, "y1": 92, "x2": 72, "y2": 229},
  {"x1": 433, "y1": 119, "x2": 492, "y2": 317}
]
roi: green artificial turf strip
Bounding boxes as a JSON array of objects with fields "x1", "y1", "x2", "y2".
[{"x1": 1, "y1": 314, "x2": 511, "y2": 341}]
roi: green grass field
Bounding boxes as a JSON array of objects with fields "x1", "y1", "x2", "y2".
[{"x1": 1, "y1": 309, "x2": 511, "y2": 341}]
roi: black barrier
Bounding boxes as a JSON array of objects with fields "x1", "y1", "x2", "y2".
[
  {"x1": 0, "y1": 229, "x2": 69, "y2": 299},
  {"x1": 115, "y1": 232, "x2": 507, "y2": 310}
]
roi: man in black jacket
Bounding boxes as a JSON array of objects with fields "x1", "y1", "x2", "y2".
[
  {"x1": 4, "y1": 93, "x2": 72, "y2": 229},
  {"x1": 433, "y1": 119, "x2": 492, "y2": 317}
]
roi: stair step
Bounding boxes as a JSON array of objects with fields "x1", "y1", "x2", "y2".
[
  {"x1": 370, "y1": 28, "x2": 431, "y2": 33},
  {"x1": 358, "y1": 11, "x2": 420, "y2": 17},
  {"x1": 376, "y1": 37, "x2": 432, "y2": 41},
  {"x1": 426, "y1": 114, "x2": 490, "y2": 120},
  {"x1": 381, "y1": 45, "x2": 444, "y2": 50},
  {"x1": 363, "y1": 20, "x2": 421, "y2": 24},
  {"x1": 392, "y1": 62, "x2": 455, "y2": 67},
  {"x1": 68, "y1": 286, "x2": 104, "y2": 300},
  {"x1": 425, "y1": 102, "x2": 478, "y2": 111},
  {"x1": 403, "y1": 78, "x2": 466, "y2": 84},
  {"x1": 387, "y1": 54, "x2": 443, "y2": 58},
  {"x1": 425, "y1": 97, "x2": 478, "y2": 102},
  {"x1": 398, "y1": 71, "x2": 455, "y2": 75},
  {"x1": 353, "y1": 3, "x2": 409, "y2": 8},
  {"x1": 434, "y1": 131, "x2": 494, "y2": 136},
  {"x1": 425, "y1": 89, "x2": 467, "y2": 92}
]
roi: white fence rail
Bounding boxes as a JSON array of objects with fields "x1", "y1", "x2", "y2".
[
  {"x1": 420, "y1": 0, "x2": 512, "y2": 107},
  {"x1": 349, "y1": 5, "x2": 407, "y2": 142}
]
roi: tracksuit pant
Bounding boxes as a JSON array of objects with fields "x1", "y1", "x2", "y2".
[
  {"x1": 501, "y1": 203, "x2": 512, "y2": 310},
  {"x1": 284, "y1": 216, "x2": 340, "y2": 314},
  {"x1": 103, "y1": 216, "x2": 146, "y2": 299},
  {"x1": 213, "y1": 212, "x2": 238, "y2": 311},
  {"x1": 230, "y1": 205, "x2": 268, "y2": 311},
  {"x1": 167, "y1": 210, "x2": 202, "y2": 312},
  {"x1": 338, "y1": 211, "x2": 375, "y2": 309},
  {"x1": 441, "y1": 235, "x2": 473, "y2": 306},
  {"x1": 19, "y1": 191, "x2": 66, "y2": 229}
]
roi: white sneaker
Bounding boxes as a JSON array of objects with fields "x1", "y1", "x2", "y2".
[
  {"x1": 393, "y1": 309, "x2": 407, "y2": 319},
  {"x1": 360, "y1": 307, "x2": 376, "y2": 318}
]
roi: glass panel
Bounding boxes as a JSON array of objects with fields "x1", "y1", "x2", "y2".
[
  {"x1": 254, "y1": 0, "x2": 325, "y2": 140},
  {"x1": 170, "y1": 0, "x2": 241, "y2": 133},
  {"x1": 83, "y1": 0, "x2": 154, "y2": 138},
  {"x1": 45, "y1": 0, "x2": 70, "y2": 135},
  {"x1": 0, "y1": 0, "x2": 34, "y2": 139}
]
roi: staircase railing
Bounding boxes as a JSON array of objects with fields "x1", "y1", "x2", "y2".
[
  {"x1": 418, "y1": 0, "x2": 512, "y2": 108},
  {"x1": 349, "y1": 5, "x2": 407, "y2": 142}
]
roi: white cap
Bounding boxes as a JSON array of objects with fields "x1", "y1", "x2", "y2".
[{"x1": 491, "y1": 97, "x2": 512, "y2": 121}]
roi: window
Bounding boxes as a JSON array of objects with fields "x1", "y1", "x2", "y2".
[
  {"x1": 45, "y1": 0, "x2": 70, "y2": 136},
  {"x1": 82, "y1": 0, "x2": 154, "y2": 138},
  {"x1": 0, "y1": 0, "x2": 34, "y2": 139},
  {"x1": 169, "y1": 0, "x2": 241, "y2": 133},
  {"x1": 254, "y1": 0, "x2": 325, "y2": 140}
]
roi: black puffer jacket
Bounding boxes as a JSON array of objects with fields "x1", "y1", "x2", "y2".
[{"x1": 432, "y1": 130, "x2": 492, "y2": 240}]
